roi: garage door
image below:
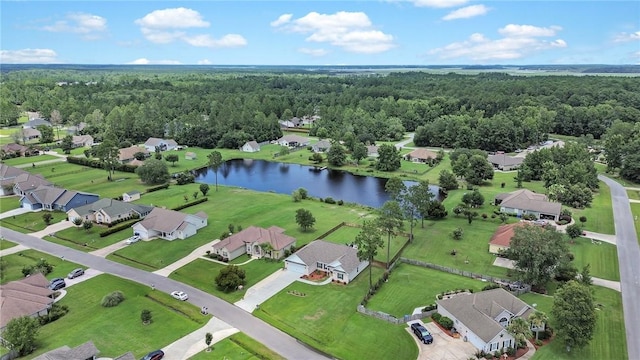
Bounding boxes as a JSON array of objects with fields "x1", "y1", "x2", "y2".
[{"x1": 285, "y1": 260, "x2": 307, "y2": 274}]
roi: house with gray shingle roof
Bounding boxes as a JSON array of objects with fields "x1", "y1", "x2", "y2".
[
  {"x1": 436, "y1": 288, "x2": 535, "y2": 353},
  {"x1": 277, "y1": 135, "x2": 310, "y2": 148},
  {"x1": 122, "y1": 190, "x2": 141, "y2": 202},
  {"x1": 118, "y1": 146, "x2": 149, "y2": 164},
  {"x1": 11, "y1": 172, "x2": 52, "y2": 196},
  {"x1": 23, "y1": 118, "x2": 51, "y2": 129},
  {"x1": 19, "y1": 185, "x2": 99, "y2": 212},
  {"x1": 0, "y1": 164, "x2": 32, "y2": 195},
  {"x1": 494, "y1": 189, "x2": 561, "y2": 221},
  {"x1": 67, "y1": 198, "x2": 153, "y2": 225},
  {"x1": 0, "y1": 273, "x2": 54, "y2": 329},
  {"x1": 212, "y1": 225, "x2": 296, "y2": 261},
  {"x1": 143, "y1": 137, "x2": 179, "y2": 152},
  {"x1": 241, "y1": 141, "x2": 261, "y2": 153},
  {"x1": 284, "y1": 240, "x2": 369, "y2": 284},
  {"x1": 312, "y1": 140, "x2": 332, "y2": 153},
  {"x1": 488, "y1": 153, "x2": 524, "y2": 171},
  {"x1": 32, "y1": 341, "x2": 99, "y2": 360},
  {"x1": 132, "y1": 207, "x2": 207, "y2": 240}
]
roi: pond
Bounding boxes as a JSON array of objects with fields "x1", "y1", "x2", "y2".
[{"x1": 194, "y1": 159, "x2": 442, "y2": 208}]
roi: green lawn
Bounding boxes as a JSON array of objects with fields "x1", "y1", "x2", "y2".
[
  {"x1": 521, "y1": 286, "x2": 626, "y2": 360},
  {"x1": 31, "y1": 274, "x2": 206, "y2": 359},
  {"x1": 0, "y1": 210, "x2": 68, "y2": 232},
  {"x1": 1, "y1": 154, "x2": 60, "y2": 166},
  {"x1": 254, "y1": 266, "x2": 418, "y2": 360},
  {"x1": 365, "y1": 263, "x2": 489, "y2": 318},
  {"x1": 571, "y1": 181, "x2": 615, "y2": 235},
  {"x1": 170, "y1": 258, "x2": 284, "y2": 303},
  {"x1": 568, "y1": 238, "x2": 619, "y2": 281},
  {"x1": 0, "y1": 249, "x2": 83, "y2": 284},
  {"x1": 47, "y1": 225, "x2": 132, "y2": 251},
  {"x1": 0, "y1": 196, "x2": 20, "y2": 213},
  {"x1": 189, "y1": 332, "x2": 285, "y2": 360},
  {"x1": 323, "y1": 224, "x2": 408, "y2": 263},
  {"x1": 631, "y1": 203, "x2": 640, "y2": 245},
  {"x1": 0, "y1": 239, "x2": 17, "y2": 250},
  {"x1": 627, "y1": 189, "x2": 640, "y2": 200}
]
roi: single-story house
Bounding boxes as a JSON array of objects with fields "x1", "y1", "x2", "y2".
[
  {"x1": 279, "y1": 120, "x2": 296, "y2": 129},
  {"x1": 23, "y1": 118, "x2": 51, "y2": 129},
  {"x1": 32, "y1": 341, "x2": 99, "y2": 360},
  {"x1": 22, "y1": 128, "x2": 41, "y2": 142},
  {"x1": 185, "y1": 152, "x2": 197, "y2": 160},
  {"x1": 143, "y1": 138, "x2": 179, "y2": 152},
  {"x1": 403, "y1": 148, "x2": 438, "y2": 163},
  {"x1": 20, "y1": 185, "x2": 99, "y2": 212},
  {"x1": 0, "y1": 164, "x2": 32, "y2": 195},
  {"x1": 66, "y1": 122, "x2": 87, "y2": 135},
  {"x1": 488, "y1": 222, "x2": 528, "y2": 254},
  {"x1": 277, "y1": 135, "x2": 310, "y2": 148},
  {"x1": 72, "y1": 135, "x2": 94, "y2": 148},
  {"x1": 26, "y1": 111, "x2": 42, "y2": 120},
  {"x1": 132, "y1": 208, "x2": 208, "y2": 240},
  {"x1": 241, "y1": 141, "x2": 261, "y2": 153},
  {"x1": 284, "y1": 240, "x2": 369, "y2": 284},
  {"x1": 127, "y1": 159, "x2": 145, "y2": 167},
  {"x1": 12, "y1": 173, "x2": 52, "y2": 196},
  {"x1": 302, "y1": 115, "x2": 319, "y2": 126},
  {"x1": 0, "y1": 273, "x2": 54, "y2": 329},
  {"x1": 312, "y1": 140, "x2": 332, "y2": 153},
  {"x1": 488, "y1": 153, "x2": 524, "y2": 171},
  {"x1": 118, "y1": 146, "x2": 149, "y2": 164},
  {"x1": 122, "y1": 190, "x2": 141, "y2": 202},
  {"x1": 67, "y1": 198, "x2": 153, "y2": 225},
  {"x1": 1, "y1": 143, "x2": 29, "y2": 158},
  {"x1": 494, "y1": 189, "x2": 562, "y2": 221},
  {"x1": 211, "y1": 225, "x2": 296, "y2": 261},
  {"x1": 366, "y1": 145, "x2": 379, "y2": 158},
  {"x1": 436, "y1": 288, "x2": 535, "y2": 353}
]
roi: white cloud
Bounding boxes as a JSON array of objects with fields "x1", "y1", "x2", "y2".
[
  {"x1": 613, "y1": 30, "x2": 640, "y2": 43},
  {"x1": 428, "y1": 25, "x2": 567, "y2": 62},
  {"x1": 197, "y1": 59, "x2": 212, "y2": 65},
  {"x1": 271, "y1": 14, "x2": 292, "y2": 27},
  {"x1": 410, "y1": 0, "x2": 468, "y2": 8},
  {"x1": 127, "y1": 58, "x2": 181, "y2": 65},
  {"x1": 272, "y1": 11, "x2": 395, "y2": 54},
  {"x1": 134, "y1": 7, "x2": 209, "y2": 29},
  {"x1": 182, "y1": 34, "x2": 247, "y2": 48},
  {"x1": 42, "y1": 12, "x2": 107, "y2": 39},
  {"x1": 298, "y1": 48, "x2": 329, "y2": 57},
  {"x1": 0, "y1": 48, "x2": 60, "y2": 63},
  {"x1": 442, "y1": 5, "x2": 489, "y2": 20}
]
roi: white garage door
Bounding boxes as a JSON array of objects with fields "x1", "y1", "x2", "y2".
[{"x1": 285, "y1": 260, "x2": 307, "y2": 274}]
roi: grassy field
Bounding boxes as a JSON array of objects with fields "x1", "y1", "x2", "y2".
[
  {"x1": 169, "y1": 258, "x2": 284, "y2": 303},
  {"x1": 365, "y1": 263, "x2": 489, "y2": 317},
  {"x1": 521, "y1": 286, "x2": 626, "y2": 360},
  {"x1": 254, "y1": 266, "x2": 418, "y2": 360},
  {"x1": 322, "y1": 224, "x2": 408, "y2": 263},
  {"x1": 631, "y1": 203, "x2": 640, "y2": 244},
  {"x1": 0, "y1": 239, "x2": 17, "y2": 250},
  {"x1": 47, "y1": 225, "x2": 132, "y2": 251},
  {"x1": 571, "y1": 181, "x2": 615, "y2": 235},
  {"x1": 0, "y1": 196, "x2": 20, "y2": 213},
  {"x1": 1, "y1": 154, "x2": 61, "y2": 166},
  {"x1": 0, "y1": 210, "x2": 68, "y2": 232},
  {"x1": 189, "y1": 332, "x2": 285, "y2": 360},
  {"x1": 31, "y1": 274, "x2": 206, "y2": 359},
  {"x1": 0, "y1": 249, "x2": 83, "y2": 284},
  {"x1": 628, "y1": 189, "x2": 640, "y2": 200},
  {"x1": 568, "y1": 238, "x2": 619, "y2": 281}
]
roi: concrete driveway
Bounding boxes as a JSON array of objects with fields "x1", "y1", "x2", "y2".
[
  {"x1": 407, "y1": 321, "x2": 477, "y2": 360},
  {"x1": 234, "y1": 268, "x2": 300, "y2": 312}
]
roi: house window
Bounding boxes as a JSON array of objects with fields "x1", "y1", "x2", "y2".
[
  {"x1": 337, "y1": 273, "x2": 344, "y2": 280},
  {"x1": 499, "y1": 317, "x2": 508, "y2": 327},
  {"x1": 316, "y1": 262, "x2": 323, "y2": 269}
]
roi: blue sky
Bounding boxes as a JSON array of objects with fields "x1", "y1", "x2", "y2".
[{"x1": 1, "y1": 1, "x2": 638, "y2": 65}]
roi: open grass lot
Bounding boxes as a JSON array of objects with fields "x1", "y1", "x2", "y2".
[
  {"x1": 1, "y1": 154, "x2": 60, "y2": 166},
  {"x1": 521, "y1": 286, "x2": 626, "y2": 360},
  {"x1": 403, "y1": 216, "x2": 510, "y2": 279},
  {"x1": 169, "y1": 258, "x2": 284, "y2": 303},
  {"x1": 0, "y1": 196, "x2": 20, "y2": 213},
  {"x1": 628, "y1": 189, "x2": 640, "y2": 200},
  {"x1": 47, "y1": 224, "x2": 131, "y2": 251},
  {"x1": 132, "y1": 183, "x2": 206, "y2": 209},
  {"x1": 0, "y1": 210, "x2": 67, "y2": 232},
  {"x1": 31, "y1": 274, "x2": 206, "y2": 359},
  {"x1": 254, "y1": 266, "x2": 418, "y2": 360},
  {"x1": 631, "y1": 203, "x2": 640, "y2": 244},
  {"x1": 189, "y1": 332, "x2": 285, "y2": 360},
  {"x1": 0, "y1": 249, "x2": 83, "y2": 284},
  {"x1": 365, "y1": 263, "x2": 489, "y2": 318},
  {"x1": 571, "y1": 181, "x2": 615, "y2": 235},
  {"x1": 568, "y1": 238, "x2": 619, "y2": 281},
  {"x1": 322, "y1": 224, "x2": 408, "y2": 263},
  {"x1": 0, "y1": 239, "x2": 17, "y2": 250}
]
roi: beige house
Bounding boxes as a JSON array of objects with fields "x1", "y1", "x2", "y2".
[
  {"x1": 0, "y1": 273, "x2": 54, "y2": 329},
  {"x1": 403, "y1": 148, "x2": 438, "y2": 163},
  {"x1": 277, "y1": 134, "x2": 310, "y2": 148},
  {"x1": 122, "y1": 190, "x2": 141, "y2": 202},
  {"x1": 132, "y1": 208, "x2": 208, "y2": 240},
  {"x1": 67, "y1": 198, "x2": 153, "y2": 225},
  {"x1": 118, "y1": 146, "x2": 149, "y2": 164},
  {"x1": 72, "y1": 135, "x2": 94, "y2": 148},
  {"x1": 494, "y1": 189, "x2": 561, "y2": 221},
  {"x1": 284, "y1": 240, "x2": 369, "y2": 284},
  {"x1": 488, "y1": 153, "x2": 524, "y2": 171},
  {"x1": 212, "y1": 225, "x2": 296, "y2": 261}
]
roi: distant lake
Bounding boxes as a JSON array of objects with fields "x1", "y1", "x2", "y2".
[{"x1": 194, "y1": 159, "x2": 442, "y2": 208}]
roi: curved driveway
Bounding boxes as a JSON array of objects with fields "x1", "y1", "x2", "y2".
[
  {"x1": 599, "y1": 174, "x2": 640, "y2": 359},
  {"x1": 0, "y1": 227, "x2": 328, "y2": 360}
]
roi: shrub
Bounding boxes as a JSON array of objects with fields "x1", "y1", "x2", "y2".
[
  {"x1": 38, "y1": 303, "x2": 69, "y2": 325},
  {"x1": 172, "y1": 197, "x2": 208, "y2": 211},
  {"x1": 482, "y1": 283, "x2": 501, "y2": 291},
  {"x1": 337, "y1": 200, "x2": 344, "y2": 205},
  {"x1": 100, "y1": 219, "x2": 140, "y2": 237},
  {"x1": 324, "y1": 197, "x2": 336, "y2": 204},
  {"x1": 507, "y1": 347, "x2": 516, "y2": 356},
  {"x1": 145, "y1": 183, "x2": 170, "y2": 193},
  {"x1": 101, "y1": 291, "x2": 125, "y2": 307},
  {"x1": 431, "y1": 313, "x2": 442, "y2": 322},
  {"x1": 436, "y1": 315, "x2": 454, "y2": 330}
]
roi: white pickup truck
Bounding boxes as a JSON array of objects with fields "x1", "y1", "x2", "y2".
[{"x1": 124, "y1": 235, "x2": 140, "y2": 245}]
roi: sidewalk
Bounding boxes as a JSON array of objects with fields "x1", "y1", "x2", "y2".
[
  {"x1": 0, "y1": 207, "x2": 34, "y2": 220},
  {"x1": 161, "y1": 316, "x2": 239, "y2": 360},
  {"x1": 0, "y1": 244, "x2": 29, "y2": 257},
  {"x1": 581, "y1": 231, "x2": 617, "y2": 245},
  {"x1": 153, "y1": 240, "x2": 220, "y2": 277}
]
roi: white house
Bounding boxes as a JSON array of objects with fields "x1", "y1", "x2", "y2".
[
  {"x1": 122, "y1": 190, "x2": 141, "y2": 202},
  {"x1": 494, "y1": 189, "x2": 561, "y2": 221},
  {"x1": 211, "y1": 225, "x2": 296, "y2": 261},
  {"x1": 241, "y1": 141, "x2": 261, "y2": 153},
  {"x1": 132, "y1": 208, "x2": 208, "y2": 240},
  {"x1": 71, "y1": 135, "x2": 94, "y2": 148},
  {"x1": 143, "y1": 138, "x2": 179, "y2": 152},
  {"x1": 276, "y1": 135, "x2": 310, "y2": 148},
  {"x1": 284, "y1": 240, "x2": 369, "y2": 284}
]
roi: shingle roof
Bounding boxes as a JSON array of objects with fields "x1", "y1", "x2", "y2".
[
  {"x1": 72, "y1": 135, "x2": 93, "y2": 145},
  {"x1": 1, "y1": 143, "x2": 29, "y2": 154},
  {"x1": 436, "y1": 288, "x2": 532, "y2": 343},
  {"x1": 32, "y1": 341, "x2": 99, "y2": 360},
  {"x1": 278, "y1": 134, "x2": 309, "y2": 144},
  {"x1": 489, "y1": 223, "x2": 528, "y2": 248},
  {"x1": 488, "y1": 154, "x2": 524, "y2": 167},
  {"x1": 118, "y1": 146, "x2": 149, "y2": 161},
  {"x1": 22, "y1": 128, "x2": 41, "y2": 137},
  {"x1": 144, "y1": 137, "x2": 178, "y2": 147},
  {"x1": 13, "y1": 174, "x2": 52, "y2": 193},
  {"x1": 497, "y1": 189, "x2": 562, "y2": 216},
  {"x1": 366, "y1": 145, "x2": 379, "y2": 155},
  {"x1": 0, "y1": 273, "x2": 54, "y2": 328},
  {"x1": 244, "y1": 141, "x2": 260, "y2": 150},
  {"x1": 24, "y1": 118, "x2": 51, "y2": 128},
  {"x1": 213, "y1": 225, "x2": 296, "y2": 252},
  {"x1": 405, "y1": 148, "x2": 438, "y2": 160},
  {"x1": 0, "y1": 164, "x2": 29, "y2": 179},
  {"x1": 26, "y1": 185, "x2": 97, "y2": 208},
  {"x1": 290, "y1": 240, "x2": 362, "y2": 274},
  {"x1": 70, "y1": 198, "x2": 153, "y2": 218},
  {"x1": 136, "y1": 208, "x2": 206, "y2": 234}
]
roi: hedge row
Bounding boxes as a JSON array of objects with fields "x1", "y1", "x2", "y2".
[
  {"x1": 146, "y1": 183, "x2": 170, "y2": 193},
  {"x1": 100, "y1": 219, "x2": 140, "y2": 237},
  {"x1": 172, "y1": 197, "x2": 208, "y2": 211},
  {"x1": 67, "y1": 156, "x2": 137, "y2": 173}
]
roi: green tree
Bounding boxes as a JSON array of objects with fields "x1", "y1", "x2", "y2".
[
  {"x1": 95, "y1": 138, "x2": 119, "y2": 181},
  {"x1": 309, "y1": 152, "x2": 323, "y2": 164},
  {"x1": 578, "y1": 264, "x2": 593, "y2": 286},
  {"x1": 165, "y1": 153, "x2": 179, "y2": 166},
  {"x1": 215, "y1": 265, "x2": 246, "y2": 292},
  {"x1": 407, "y1": 180, "x2": 435, "y2": 228},
  {"x1": 507, "y1": 317, "x2": 533, "y2": 348},
  {"x1": 354, "y1": 220, "x2": 384, "y2": 289},
  {"x1": 72, "y1": 217, "x2": 83, "y2": 227},
  {"x1": 566, "y1": 223, "x2": 583, "y2": 239},
  {"x1": 205, "y1": 332, "x2": 213, "y2": 352},
  {"x1": 377, "y1": 200, "x2": 404, "y2": 267},
  {"x1": 135, "y1": 159, "x2": 170, "y2": 185},
  {"x1": 375, "y1": 144, "x2": 401, "y2": 171},
  {"x1": 451, "y1": 227, "x2": 463, "y2": 240},
  {"x1": 603, "y1": 133, "x2": 625, "y2": 172},
  {"x1": 207, "y1": 151, "x2": 223, "y2": 191},
  {"x1": 352, "y1": 142, "x2": 368, "y2": 165},
  {"x1": 37, "y1": 125, "x2": 54, "y2": 144},
  {"x1": 326, "y1": 142, "x2": 347, "y2": 166},
  {"x1": 200, "y1": 183, "x2": 210, "y2": 197},
  {"x1": 384, "y1": 177, "x2": 406, "y2": 202},
  {"x1": 3, "y1": 316, "x2": 40, "y2": 356},
  {"x1": 552, "y1": 280, "x2": 597, "y2": 352},
  {"x1": 465, "y1": 154, "x2": 494, "y2": 185},
  {"x1": 295, "y1": 208, "x2": 316, "y2": 231},
  {"x1": 529, "y1": 311, "x2": 549, "y2": 341},
  {"x1": 141, "y1": 309, "x2": 152, "y2": 324},
  {"x1": 438, "y1": 169, "x2": 459, "y2": 190},
  {"x1": 461, "y1": 189, "x2": 484, "y2": 208},
  {"x1": 0, "y1": 99, "x2": 20, "y2": 126},
  {"x1": 82, "y1": 220, "x2": 93, "y2": 232},
  {"x1": 42, "y1": 212, "x2": 53, "y2": 225},
  {"x1": 60, "y1": 135, "x2": 74, "y2": 154},
  {"x1": 451, "y1": 153, "x2": 469, "y2": 178}
]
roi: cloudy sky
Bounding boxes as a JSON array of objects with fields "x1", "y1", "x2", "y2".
[{"x1": 1, "y1": 1, "x2": 638, "y2": 65}]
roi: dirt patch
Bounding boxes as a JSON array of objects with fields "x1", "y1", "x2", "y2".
[{"x1": 303, "y1": 309, "x2": 326, "y2": 321}]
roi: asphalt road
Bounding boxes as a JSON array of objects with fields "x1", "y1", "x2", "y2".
[
  {"x1": 599, "y1": 175, "x2": 640, "y2": 359},
  {"x1": 0, "y1": 227, "x2": 329, "y2": 360}
]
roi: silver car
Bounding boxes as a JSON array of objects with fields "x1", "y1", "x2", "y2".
[{"x1": 67, "y1": 268, "x2": 84, "y2": 279}]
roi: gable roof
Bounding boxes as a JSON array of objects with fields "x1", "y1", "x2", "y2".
[
  {"x1": 436, "y1": 288, "x2": 533, "y2": 343},
  {"x1": 313, "y1": 140, "x2": 332, "y2": 150},
  {"x1": 290, "y1": 240, "x2": 362, "y2": 274},
  {"x1": 32, "y1": 341, "x2": 99, "y2": 360},
  {"x1": 24, "y1": 185, "x2": 97, "y2": 208},
  {"x1": 125, "y1": 190, "x2": 141, "y2": 196},
  {"x1": 144, "y1": 137, "x2": 178, "y2": 147},
  {"x1": 488, "y1": 154, "x2": 524, "y2": 167},
  {"x1": 405, "y1": 148, "x2": 438, "y2": 160},
  {"x1": 72, "y1": 135, "x2": 93, "y2": 145},
  {"x1": 366, "y1": 145, "x2": 379, "y2": 156},
  {"x1": 497, "y1": 189, "x2": 562, "y2": 215},
  {"x1": 243, "y1": 141, "x2": 260, "y2": 150},
  {"x1": 118, "y1": 146, "x2": 149, "y2": 161},
  {"x1": 24, "y1": 118, "x2": 51, "y2": 128},
  {"x1": 489, "y1": 222, "x2": 528, "y2": 248},
  {"x1": 213, "y1": 225, "x2": 296, "y2": 252},
  {"x1": 70, "y1": 198, "x2": 153, "y2": 218},
  {"x1": 22, "y1": 128, "x2": 42, "y2": 137},
  {"x1": 13, "y1": 173, "x2": 52, "y2": 193},
  {"x1": 0, "y1": 273, "x2": 54, "y2": 328},
  {"x1": 278, "y1": 134, "x2": 309, "y2": 144},
  {"x1": 136, "y1": 207, "x2": 206, "y2": 234},
  {"x1": 1, "y1": 143, "x2": 29, "y2": 154},
  {"x1": 0, "y1": 164, "x2": 29, "y2": 180}
]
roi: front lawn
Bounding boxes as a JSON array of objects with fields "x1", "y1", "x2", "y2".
[
  {"x1": 0, "y1": 211, "x2": 67, "y2": 232},
  {"x1": 31, "y1": 274, "x2": 206, "y2": 359},
  {"x1": 47, "y1": 225, "x2": 131, "y2": 251},
  {"x1": 631, "y1": 203, "x2": 640, "y2": 245},
  {"x1": 0, "y1": 249, "x2": 82, "y2": 284},
  {"x1": 627, "y1": 189, "x2": 640, "y2": 200},
  {"x1": 323, "y1": 224, "x2": 408, "y2": 263},
  {"x1": 188, "y1": 332, "x2": 285, "y2": 360},
  {"x1": 0, "y1": 239, "x2": 17, "y2": 250},
  {"x1": 365, "y1": 263, "x2": 489, "y2": 318},
  {"x1": 0, "y1": 196, "x2": 20, "y2": 213},
  {"x1": 1, "y1": 154, "x2": 60, "y2": 166},
  {"x1": 571, "y1": 181, "x2": 615, "y2": 235},
  {"x1": 254, "y1": 266, "x2": 418, "y2": 360},
  {"x1": 169, "y1": 258, "x2": 284, "y2": 303},
  {"x1": 568, "y1": 238, "x2": 619, "y2": 281}
]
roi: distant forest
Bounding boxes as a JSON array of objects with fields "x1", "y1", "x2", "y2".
[{"x1": 1, "y1": 69, "x2": 639, "y2": 154}]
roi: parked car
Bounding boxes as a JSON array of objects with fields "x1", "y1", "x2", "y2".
[
  {"x1": 410, "y1": 322, "x2": 433, "y2": 344},
  {"x1": 140, "y1": 349, "x2": 164, "y2": 360},
  {"x1": 67, "y1": 268, "x2": 85, "y2": 279},
  {"x1": 125, "y1": 235, "x2": 140, "y2": 245},
  {"x1": 171, "y1": 291, "x2": 188, "y2": 301},
  {"x1": 49, "y1": 278, "x2": 66, "y2": 291}
]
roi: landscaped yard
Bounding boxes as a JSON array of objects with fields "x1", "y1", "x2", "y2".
[
  {"x1": 1, "y1": 154, "x2": 60, "y2": 166},
  {"x1": 169, "y1": 258, "x2": 284, "y2": 303},
  {"x1": 571, "y1": 181, "x2": 615, "y2": 235},
  {"x1": 254, "y1": 266, "x2": 418, "y2": 360},
  {"x1": 188, "y1": 332, "x2": 285, "y2": 360},
  {"x1": 0, "y1": 210, "x2": 67, "y2": 233},
  {"x1": 0, "y1": 249, "x2": 83, "y2": 284},
  {"x1": 0, "y1": 196, "x2": 20, "y2": 213},
  {"x1": 46, "y1": 224, "x2": 132, "y2": 252},
  {"x1": 628, "y1": 189, "x2": 640, "y2": 200},
  {"x1": 322, "y1": 224, "x2": 408, "y2": 263},
  {"x1": 568, "y1": 238, "x2": 619, "y2": 281},
  {"x1": 365, "y1": 263, "x2": 489, "y2": 318},
  {"x1": 31, "y1": 274, "x2": 206, "y2": 359},
  {"x1": 520, "y1": 286, "x2": 626, "y2": 360}
]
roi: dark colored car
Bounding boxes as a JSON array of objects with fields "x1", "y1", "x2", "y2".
[
  {"x1": 49, "y1": 278, "x2": 66, "y2": 291},
  {"x1": 410, "y1": 322, "x2": 434, "y2": 344},
  {"x1": 140, "y1": 350, "x2": 164, "y2": 360}
]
